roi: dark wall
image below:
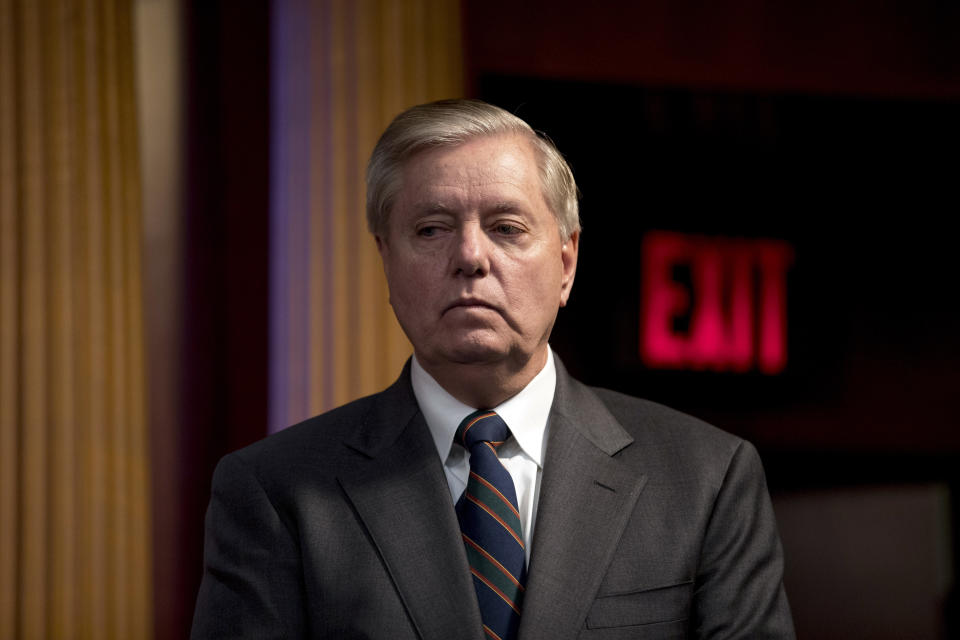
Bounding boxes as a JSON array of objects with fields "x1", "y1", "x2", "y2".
[
  {"x1": 152, "y1": 3, "x2": 270, "y2": 639},
  {"x1": 463, "y1": 0, "x2": 960, "y2": 99}
]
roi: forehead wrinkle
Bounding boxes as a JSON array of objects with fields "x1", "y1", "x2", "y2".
[{"x1": 435, "y1": 157, "x2": 529, "y2": 191}]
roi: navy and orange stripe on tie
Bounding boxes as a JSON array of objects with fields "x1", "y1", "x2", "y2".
[
  {"x1": 483, "y1": 624, "x2": 503, "y2": 640},
  {"x1": 463, "y1": 533, "x2": 525, "y2": 590},
  {"x1": 470, "y1": 471, "x2": 522, "y2": 520},
  {"x1": 469, "y1": 567, "x2": 521, "y2": 615},
  {"x1": 464, "y1": 492, "x2": 524, "y2": 547}
]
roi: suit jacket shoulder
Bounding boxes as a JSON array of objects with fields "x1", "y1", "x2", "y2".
[
  {"x1": 230, "y1": 368, "x2": 417, "y2": 475},
  {"x1": 524, "y1": 365, "x2": 795, "y2": 639},
  {"x1": 591, "y1": 386, "x2": 747, "y2": 486},
  {"x1": 192, "y1": 364, "x2": 486, "y2": 640}
]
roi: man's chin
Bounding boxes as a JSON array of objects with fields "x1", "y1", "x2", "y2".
[
  {"x1": 446, "y1": 343, "x2": 509, "y2": 365},
  {"x1": 419, "y1": 338, "x2": 512, "y2": 368}
]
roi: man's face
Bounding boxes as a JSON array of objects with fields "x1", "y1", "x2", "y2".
[{"x1": 376, "y1": 133, "x2": 579, "y2": 377}]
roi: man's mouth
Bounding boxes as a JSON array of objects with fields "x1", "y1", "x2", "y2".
[{"x1": 444, "y1": 298, "x2": 497, "y2": 314}]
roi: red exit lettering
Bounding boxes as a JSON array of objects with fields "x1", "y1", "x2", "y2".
[{"x1": 640, "y1": 231, "x2": 793, "y2": 374}]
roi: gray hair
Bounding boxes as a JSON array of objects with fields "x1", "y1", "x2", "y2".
[{"x1": 366, "y1": 99, "x2": 580, "y2": 239}]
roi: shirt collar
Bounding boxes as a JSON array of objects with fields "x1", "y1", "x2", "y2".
[{"x1": 411, "y1": 349, "x2": 556, "y2": 468}]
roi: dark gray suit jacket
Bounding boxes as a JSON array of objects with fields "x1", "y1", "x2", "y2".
[{"x1": 192, "y1": 359, "x2": 794, "y2": 639}]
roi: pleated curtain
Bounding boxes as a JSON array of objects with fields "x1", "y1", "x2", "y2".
[{"x1": 0, "y1": 0, "x2": 153, "y2": 637}]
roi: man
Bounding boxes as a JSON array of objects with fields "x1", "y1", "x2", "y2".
[{"x1": 192, "y1": 99, "x2": 795, "y2": 639}]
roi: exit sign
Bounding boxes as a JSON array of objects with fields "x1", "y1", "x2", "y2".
[{"x1": 640, "y1": 231, "x2": 793, "y2": 374}]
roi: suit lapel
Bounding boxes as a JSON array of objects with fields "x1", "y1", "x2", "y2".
[
  {"x1": 337, "y1": 368, "x2": 484, "y2": 640},
  {"x1": 519, "y1": 362, "x2": 648, "y2": 640}
]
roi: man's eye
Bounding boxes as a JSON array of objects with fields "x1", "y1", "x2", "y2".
[
  {"x1": 496, "y1": 223, "x2": 522, "y2": 235},
  {"x1": 417, "y1": 226, "x2": 438, "y2": 237}
]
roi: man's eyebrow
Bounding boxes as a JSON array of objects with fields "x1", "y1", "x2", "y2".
[
  {"x1": 412, "y1": 202, "x2": 456, "y2": 215},
  {"x1": 488, "y1": 201, "x2": 525, "y2": 214},
  {"x1": 409, "y1": 201, "x2": 526, "y2": 215}
]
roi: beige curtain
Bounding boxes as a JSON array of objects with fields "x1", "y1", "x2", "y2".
[
  {"x1": 270, "y1": 0, "x2": 464, "y2": 429},
  {"x1": 0, "y1": 0, "x2": 152, "y2": 638}
]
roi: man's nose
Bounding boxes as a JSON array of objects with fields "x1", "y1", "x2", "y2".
[{"x1": 452, "y1": 223, "x2": 490, "y2": 276}]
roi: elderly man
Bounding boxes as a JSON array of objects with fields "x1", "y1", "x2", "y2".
[{"x1": 192, "y1": 99, "x2": 795, "y2": 639}]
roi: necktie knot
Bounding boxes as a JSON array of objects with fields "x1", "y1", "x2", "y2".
[{"x1": 456, "y1": 410, "x2": 510, "y2": 450}]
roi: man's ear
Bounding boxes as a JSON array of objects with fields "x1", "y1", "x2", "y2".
[{"x1": 559, "y1": 230, "x2": 580, "y2": 307}]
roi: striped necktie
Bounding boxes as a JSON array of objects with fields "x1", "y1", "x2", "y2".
[{"x1": 455, "y1": 410, "x2": 526, "y2": 640}]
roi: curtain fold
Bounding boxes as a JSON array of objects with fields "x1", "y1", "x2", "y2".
[
  {"x1": 0, "y1": 0, "x2": 152, "y2": 637},
  {"x1": 270, "y1": 0, "x2": 464, "y2": 430}
]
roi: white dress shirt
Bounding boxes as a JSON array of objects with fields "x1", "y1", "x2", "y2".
[{"x1": 411, "y1": 349, "x2": 556, "y2": 566}]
